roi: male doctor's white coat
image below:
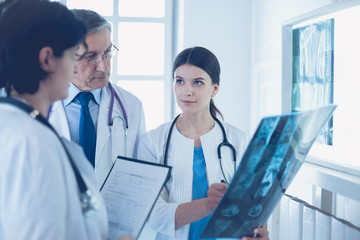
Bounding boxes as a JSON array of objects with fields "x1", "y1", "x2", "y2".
[{"x1": 49, "y1": 83, "x2": 146, "y2": 186}]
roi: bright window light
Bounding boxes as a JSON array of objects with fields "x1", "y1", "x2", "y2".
[
  {"x1": 119, "y1": 0, "x2": 164, "y2": 18},
  {"x1": 116, "y1": 80, "x2": 164, "y2": 131},
  {"x1": 118, "y1": 22, "x2": 165, "y2": 76},
  {"x1": 66, "y1": 0, "x2": 113, "y2": 16}
]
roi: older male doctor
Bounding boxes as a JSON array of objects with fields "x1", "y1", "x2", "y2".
[{"x1": 48, "y1": 9, "x2": 146, "y2": 186}]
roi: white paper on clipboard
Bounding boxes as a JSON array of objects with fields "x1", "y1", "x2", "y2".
[{"x1": 100, "y1": 156, "x2": 171, "y2": 240}]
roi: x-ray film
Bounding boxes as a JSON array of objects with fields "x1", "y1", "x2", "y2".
[{"x1": 200, "y1": 105, "x2": 337, "y2": 238}]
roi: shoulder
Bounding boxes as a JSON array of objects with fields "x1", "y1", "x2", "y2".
[
  {"x1": 0, "y1": 105, "x2": 55, "y2": 140},
  {"x1": 137, "y1": 121, "x2": 177, "y2": 164},
  {"x1": 138, "y1": 121, "x2": 173, "y2": 153},
  {"x1": 221, "y1": 122, "x2": 247, "y2": 142},
  {"x1": 0, "y1": 105, "x2": 65, "y2": 171},
  {"x1": 141, "y1": 121, "x2": 172, "y2": 141}
]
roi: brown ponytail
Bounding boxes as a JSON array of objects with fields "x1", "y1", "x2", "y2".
[{"x1": 210, "y1": 98, "x2": 223, "y2": 120}]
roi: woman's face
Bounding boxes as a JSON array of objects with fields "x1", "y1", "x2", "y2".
[
  {"x1": 46, "y1": 46, "x2": 78, "y2": 102},
  {"x1": 174, "y1": 64, "x2": 219, "y2": 115}
]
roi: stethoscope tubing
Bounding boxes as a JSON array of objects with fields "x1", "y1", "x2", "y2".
[
  {"x1": 0, "y1": 97, "x2": 96, "y2": 217},
  {"x1": 46, "y1": 82, "x2": 129, "y2": 129},
  {"x1": 108, "y1": 82, "x2": 128, "y2": 128},
  {"x1": 163, "y1": 114, "x2": 237, "y2": 185},
  {"x1": 46, "y1": 82, "x2": 129, "y2": 160}
]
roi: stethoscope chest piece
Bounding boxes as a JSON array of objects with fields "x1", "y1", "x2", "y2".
[{"x1": 81, "y1": 190, "x2": 100, "y2": 218}]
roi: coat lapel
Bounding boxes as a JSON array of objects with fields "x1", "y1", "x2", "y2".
[
  {"x1": 48, "y1": 101, "x2": 71, "y2": 140},
  {"x1": 95, "y1": 86, "x2": 111, "y2": 164}
]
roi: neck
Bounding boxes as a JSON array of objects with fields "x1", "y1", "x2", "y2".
[
  {"x1": 11, "y1": 88, "x2": 50, "y2": 117},
  {"x1": 176, "y1": 112, "x2": 215, "y2": 136}
]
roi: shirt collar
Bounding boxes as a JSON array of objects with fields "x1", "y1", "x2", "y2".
[{"x1": 63, "y1": 82, "x2": 102, "y2": 106}]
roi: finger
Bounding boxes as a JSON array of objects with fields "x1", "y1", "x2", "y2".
[
  {"x1": 118, "y1": 236, "x2": 135, "y2": 240},
  {"x1": 241, "y1": 227, "x2": 269, "y2": 240},
  {"x1": 210, "y1": 183, "x2": 227, "y2": 191},
  {"x1": 208, "y1": 185, "x2": 227, "y2": 197},
  {"x1": 207, "y1": 190, "x2": 225, "y2": 200},
  {"x1": 254, "y1": 227, "x2": 268, "y2": 237},
  {"x1": 241, "y1": 236, "x2": 268, "y2": 240}
]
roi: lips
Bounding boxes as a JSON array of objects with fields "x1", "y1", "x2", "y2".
[
  {"x1": 95, "y1": 76, "x2": 107, "y2": 80},
  {"x1": 181, "y1": 100, "x2": 196, "y2": 104}
]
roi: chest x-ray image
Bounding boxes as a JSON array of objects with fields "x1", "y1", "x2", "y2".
[{"x1": 200, "y1": 105, "x2": 336, "y2": 238}]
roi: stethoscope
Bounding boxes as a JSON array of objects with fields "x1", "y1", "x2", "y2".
[
  {"x1": 46, "y1": 82, "x2": 129, "y2": 159},
  {"x1": 163, "y1": 114, "x2": 237, "y2": 185},
  {"x1": 0, "y1": 97, "x2": 98, "y2": 218},
  {"x1": 107, "y1": 82, "x2": 128, "y2": 128},
  {"x1": 107, "y1": 82, "x2": 129, "y2": 159}
]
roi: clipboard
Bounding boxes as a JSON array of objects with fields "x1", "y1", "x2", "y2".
[
  {"x1": 100, "y1": 156, "x2": 171, "y2": 239},
  {"x1": 200, "y1": 105, "x2": 337, "y2": 238}
]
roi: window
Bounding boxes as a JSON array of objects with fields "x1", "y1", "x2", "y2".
[
  {"x1": 58, "y1": 0, "x2": 173, "y2": 130},
  {"x1": 282, "y1": 3, "x2": 360, "y2": 172}
]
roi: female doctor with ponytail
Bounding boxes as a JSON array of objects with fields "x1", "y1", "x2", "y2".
[{"x1": 137, "y1": 46, "x2": 269, "y2": 240}]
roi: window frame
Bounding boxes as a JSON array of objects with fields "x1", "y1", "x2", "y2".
[{"x1": 59, "y1": 0, "x2": 174, "y2": 126}]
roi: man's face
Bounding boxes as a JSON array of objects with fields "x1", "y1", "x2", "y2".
[{"x1": 72, "y1": 28, "x2": 112, "y2": 91}]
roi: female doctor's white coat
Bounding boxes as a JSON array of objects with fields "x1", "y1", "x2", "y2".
[
  {"x1": 49, "y1": 83, "x2": 146, "y2": 186},
  {"x1": 0, "y1": 103, "x2": 108, "y2": 240},
  {"x1": 137, "y1": 120, "x2": 247, "y2": 240}
]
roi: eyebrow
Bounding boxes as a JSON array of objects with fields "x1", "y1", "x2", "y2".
[
  {"x1": 175, "y1": 76, "x2": 207, "y2": 81},
  {"x1": 86, "y1": 43, "x2": 113, "y2": 55}
]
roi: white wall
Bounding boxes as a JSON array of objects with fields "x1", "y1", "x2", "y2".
[
  {"x1": 180, "y1": 0, "x2": 332, "y2": 136},
  {"x1": 250, "y1": 0, "x2": 331, "y2": 133},
  {"x1": 181, "y1": 0, "x2": 252, "y2": 136}
]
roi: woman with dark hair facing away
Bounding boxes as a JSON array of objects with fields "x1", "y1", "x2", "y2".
[
  {"x1": 0, "y1": 0, "x2": 132, "y2": 239},
  {"x1": 137, "y1": 46, "x2": 269, "y2": 240}
]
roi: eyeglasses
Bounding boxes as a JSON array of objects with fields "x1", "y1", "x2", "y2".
[{"x1": 78, "y1": 45, "x2": 119, "y2": 65}]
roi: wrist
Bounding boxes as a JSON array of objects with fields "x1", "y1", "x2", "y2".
[{"x1": 201, "y1": 198, "x2": 213, "y2": 216}]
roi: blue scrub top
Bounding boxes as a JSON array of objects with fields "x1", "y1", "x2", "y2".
[{"x1": 189, "y1": 146, "x2": 215, "y2": 240}]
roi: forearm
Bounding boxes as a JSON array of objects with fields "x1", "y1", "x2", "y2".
[
  {"x1": 174, "y1": 183, "x2": 227, "y2": 229},
  {"x1": 174, "y1": 198, "x2": 212, "y2": 229}
]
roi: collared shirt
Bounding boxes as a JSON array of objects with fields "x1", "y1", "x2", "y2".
[{"x1": 62, "y1": 82, "x2": 102, "y2": 144}]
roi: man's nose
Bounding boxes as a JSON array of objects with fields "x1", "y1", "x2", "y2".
[{"x1": 96, "y1": 56, "x2": 109, "y2": 71}]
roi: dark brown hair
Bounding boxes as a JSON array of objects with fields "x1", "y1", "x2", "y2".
[{"x1": 0, "y1": 0, "x2": 87, "y2": 96}]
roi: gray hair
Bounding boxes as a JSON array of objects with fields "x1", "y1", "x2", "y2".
[{"x1": 71, "y1": 9, "x2": 111, "y2": 34}]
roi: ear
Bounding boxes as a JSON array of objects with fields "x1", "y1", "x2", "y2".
[
  {"x1": 39, "y1": 46, "x2": 56, "y2": 72},
  {"x1": 211, "y1": 83, "x2": 219, "y2": 98}
]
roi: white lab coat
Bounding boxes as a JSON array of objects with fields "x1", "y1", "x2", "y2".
[
  {"x1": 49, "y1": 84, "x2": 146, "y2": 186},
  {"x1": 137, "y1": 120, "x2": 247, "y2": 240},
  {"x1": 0, "y1": 103, "x2": 108, "y2": 240}
]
